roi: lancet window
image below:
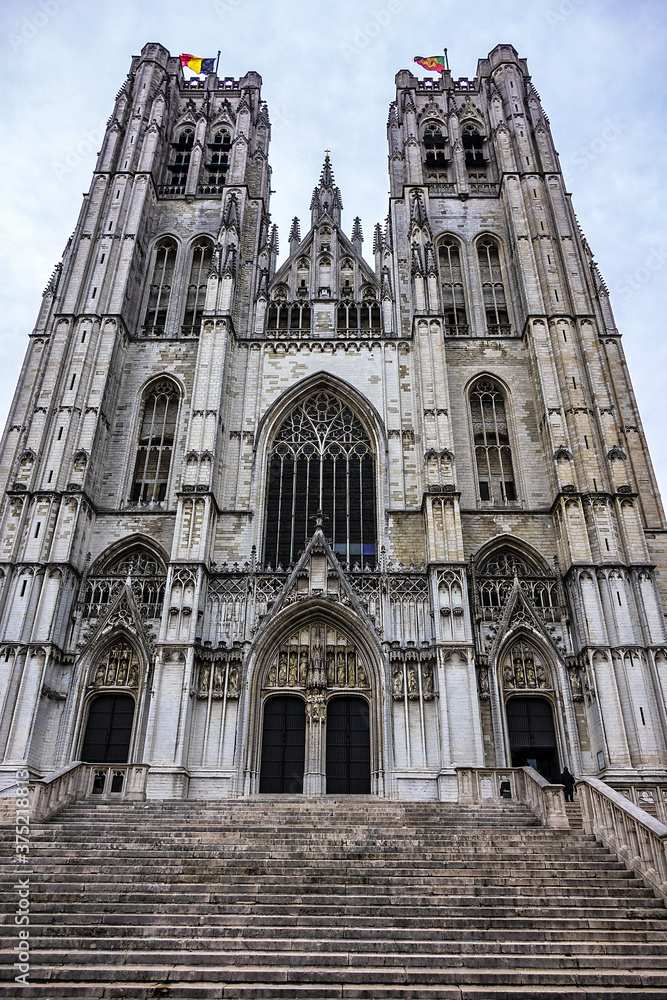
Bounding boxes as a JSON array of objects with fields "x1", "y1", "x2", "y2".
[
  {"x1": 130, "y1": 380, "x2": 180, "y2": 504},
  {"x1": 438, "y1": 239, "x2": 468, "y2": 335},
  {"x1": 470, "y1": 378, "x2": 517, "y2": 503},
  {"x1": 264, "y1": 392, "x2": 377, "y2": 569},
  {"x1": 182, "y1": 240, "x2": 213, "y2": 335},
  {"x1": 478, "y1": 239, "x2": 510, "y2": 335},
  {"x1": 83, "y1": 545, "x2": 167, "y2": 621},
  {"x1": 142, "y1": 238, "x2": 177, "y2": 337}
]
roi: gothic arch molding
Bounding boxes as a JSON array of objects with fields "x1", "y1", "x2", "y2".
[
  {"x1": 235, "y1": 597, "x2": 389, "y2": 797},
  {"x1": 90, "y1": 534, "x2": 169, "y2": 576},
  {"x1": 472, "y1": 533, "x2": 552, "y2": 576}
]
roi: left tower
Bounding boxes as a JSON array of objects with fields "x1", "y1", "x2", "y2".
[{"x1": 0, "y1": 44, "x2": 272, "y2": 795}]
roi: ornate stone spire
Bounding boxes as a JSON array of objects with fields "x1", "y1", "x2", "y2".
[
  {"x1": 310, "y1": 151, "x2": 343, "y2": 226},
  {"x1": 351, "y1": 216, "x2": 363, "y2": 254}
]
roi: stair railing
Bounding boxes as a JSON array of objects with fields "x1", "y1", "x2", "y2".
[
  {"x1": 456, "y1": 766, "x2": 569, "y2": 829},
  {"x1": 25, "y1": 762, "x2": 148, "y2": 821},
  {"x1": 577, "y1": 777, "x2": 667, "y2": 899}
]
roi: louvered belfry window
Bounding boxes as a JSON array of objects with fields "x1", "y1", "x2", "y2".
[
  {"x1": 264, "y1": 392, "x2": 377, "y2": 568},
  {"x1": 130, "y1": 380, "x2": 180, "y2": 503}
]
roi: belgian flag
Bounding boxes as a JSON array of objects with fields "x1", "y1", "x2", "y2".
[{"x1": 180, "y1": 54, "x2": 216, "y2": 75}]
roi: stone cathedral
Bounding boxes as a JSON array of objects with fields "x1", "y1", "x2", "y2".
[{"x1": 1, "y1": 41, "x2": 666, "y2": 804}]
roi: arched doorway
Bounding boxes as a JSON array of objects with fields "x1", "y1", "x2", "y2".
[
  {"x1": 506, "y1": 697, "x2": 559, "y2": 781},
  {"x1": 81, "y1": 694, "x2": 135, "y2": 763},
  {"x1": 326, "y1": 696, "x2": 371, "y2": 794},
  {"x1": 259, "y1": 696, "x2": 306, "y2": 793}
]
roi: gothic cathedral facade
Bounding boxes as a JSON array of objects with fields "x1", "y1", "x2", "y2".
[{"x1": 1, "y1": 42, "x2": 666, "y2": 801}]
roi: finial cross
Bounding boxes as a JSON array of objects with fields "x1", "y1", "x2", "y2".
[{"x1": 324, "y1": 149, "x2": 330, "y2": 157}]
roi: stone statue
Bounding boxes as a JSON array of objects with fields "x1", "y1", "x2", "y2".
[
  {"x1": 267, "y1": 662, "x2": 277, "y2": 686},
  {"x1": 337, "y1": 650, "x2": 346, "y2": 685},
  {"x1": 94, "y1": 660, "x2": 106, "y2": 686},
  {"x1": 536, "y1": 663, "x2": 548, "y2": 688},
  {"x1": 278, "y1": 650, "x2": 287, "y2": 685},
  {"x1": 127, "y1": 660, "x2": 138, "y2": 688},
  {"x1": 213, "y1": 664, "x2": 223, "y2": 696},
  {"x1": 199, "y1": 662, "x2": 211, "y2": 695},
  {"x1": 116, "y1": 653, "x2": 128, "y2": 686},
  {"x1": 299, "y1": 647, "x2": 308, "y2": 685},
  {"x1": 228, "y1": 664, "x2": 239, "y2": 696},
  {"x1": 347, "y1": 651, "x2": 356, "y2": 686},
  {"x1": 327, "y1": 650, "x2": 335, "y2": 685},
  {"x1": 288, "y1": 649, "x2": 298, "y2": 686},
  {"x1": 503, "y1": 661, "x2": 515, "y2": 688},
  {"x1": 569, "y1": 667, "x2": 582, "y2": 699},
  {"x1": 422, "y1": 661, "x2": 434, "y2": 698},
  {"x1": 478, "y1": 666, "x2": 489, "y2": 697},
  {"x1": 392, "y1": 664, "x2": 403, "y2": 698},
  {"x1": 357, "y1": 661, "x2": 367, "y2": 688},
  {"x1": 525, "y1": 658, "x2": 536, "y2": 688},
  {"x1": 513, "y1": 657, "x2": 525, "y2": 687},
  {"x1": 407, "y1": 663, "x2": 419, "y2": 698}
]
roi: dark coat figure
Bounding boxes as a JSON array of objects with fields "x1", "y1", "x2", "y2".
[{"x1": 560, "y1": 766, "x2": 576, "y2": 802}]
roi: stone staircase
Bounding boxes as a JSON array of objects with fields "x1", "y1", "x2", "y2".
[{"x1": 1, "y1": 795, "x2": 667, "y2": 998}]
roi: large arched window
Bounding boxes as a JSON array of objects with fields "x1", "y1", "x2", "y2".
[
  {"x1": 182, "y1": 240, "x2": 213, "y2": 335},
  {"x1": 470, "y1": 377, "x2": 516, "y2": 503},
  {"x1": 130, "y1": 380, "x2": 180, "y2": 504},
  {"x1": 142, "y1": 238, "x2": 177, "y2": 336},
  {"x1": 423, "y1": 123, "x2": 448, "y2": 182},
  {"x1": 264, "y1": 392, "x2": 377, "y2": 568},
  {"x1": 478, "y1": 239, "x2": 510, "y2": 335},
  {"x1": 438, "y1": 239, "x2": 468, "y2": 335}
]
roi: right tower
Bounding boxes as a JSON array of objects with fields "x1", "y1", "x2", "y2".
[{"x1": 388, "y1": 43, "x2": 667, "y2": 780}]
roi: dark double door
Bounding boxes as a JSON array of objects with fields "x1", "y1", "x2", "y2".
[
  {"x1": 258, "y1": 695, "x2": 371, "y2": 794},
  {"x1": 259, "y1": 696, "x2": 306, "y2": 793},
  {"x1": 81, "y1": 694, "x2": 135, "y2": 763},
  {"x1": 326, "y1": 697, "x2": 371, "y2": 794},
  {"x1": 507, "y1": 697, "x2": 559, "y2": 782}
]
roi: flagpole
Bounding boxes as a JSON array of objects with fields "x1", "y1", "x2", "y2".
[
  {"x1": 444, "y1": 48, "x2": 449, "y2": 72},
  {"x1": 215, "y1": 50, "x2": 221, "y2": 76}
]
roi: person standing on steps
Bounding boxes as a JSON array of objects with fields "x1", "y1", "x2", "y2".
[{"x1": 560, "y1": 766, "x2": 576, "y2": 802}]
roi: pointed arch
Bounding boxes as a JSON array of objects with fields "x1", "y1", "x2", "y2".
[{"x1": 473, "y1": 534, "x2": 551, "y2": 577}]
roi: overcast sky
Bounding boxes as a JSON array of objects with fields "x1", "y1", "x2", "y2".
[{"x1": 0, "y1": 0, "x2": 665, "y2": 506}]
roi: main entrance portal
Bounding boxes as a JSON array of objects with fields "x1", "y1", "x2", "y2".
[
  {"x1": 506, "y1": 697, "x2": 559, "y2": 781},
  {"x1": 259, "y1": 696, "x2": 306, "y2": 793},
  {"x1": 326, "y1": 696, "x2": 371, "y2": 794}
]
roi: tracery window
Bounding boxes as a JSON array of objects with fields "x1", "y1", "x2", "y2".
[
  {"x1": 336, "y1": 299, "x2": 381, "y2": 333},
  {"x1": 266, "y1": 300, "x2": 311, "y2": 333},
  {"x1": 423, "y1": 124, "x2": 448, "y2": 181},
  {"x1": 264, "y1": 392, "x2": 376, "y2": 569},
  {"x1": 168, "y1": 128, "x2": 194, "y2": 189},
  {"x1": 470, "y1": 378, "x2": 517, "y2": 503},
  {"x1": 83, "y1": 545, "x2": 167, "y2": 621},
  {"x1": 130, "y1": 380, "x2": 180, "y2": 504},
  {"x1": 478, "y1": 239, "x2": 510, "y2": 335},
  {"x1": 438, "y1": 239, "x2": 468, "y2": 335},
  {"x1": 206, "y1": 129, "x2": 232, "y2": 185},
  {"x1": 142, "y1": 238, "x2": 177, "y2": 336},
  {"x1": 182, "y1": 240, "x2": 213, "y2": 335}
]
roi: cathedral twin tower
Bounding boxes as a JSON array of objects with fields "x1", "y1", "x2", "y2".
[{"x1": 1, "y1": 42, "x2": 666, "y2": 802}]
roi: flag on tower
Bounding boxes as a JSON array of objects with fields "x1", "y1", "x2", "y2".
[
  {"x1": 414, "y1": 55, "x2": 446, "y2": 74},
  {"x1": 180, "y1": 53, "x2": 216, "y2": 75}
]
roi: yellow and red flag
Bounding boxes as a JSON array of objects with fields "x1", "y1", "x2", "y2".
[
  {"x1": 180, "y1": 54, "x2": 216, "y2": 75},
  {"x1": 414, "y1": 55, "x2": 446, "y2": 75}
]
